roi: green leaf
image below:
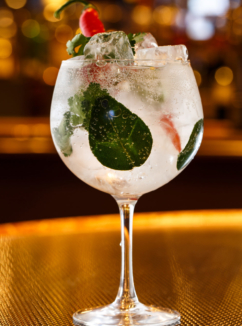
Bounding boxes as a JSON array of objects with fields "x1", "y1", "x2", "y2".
[
  {"x1": 177, "y1": 119, "x2": 204, "y2": 171},
  {"x1": 87, "y1": 83, "x2": 153, "y2": 171},
  {"x1": 82, "y1": 83, "x2": 109, "y2": 131},
  {"x1": 127, "y1": 32, "x2": 146, "y2": 55},
  {"x1": 66, "y1": 34, "x2": 91, "y2": 57},
  {"x1": 52, "y1": 111, "x2": 74, "y2": 157}
]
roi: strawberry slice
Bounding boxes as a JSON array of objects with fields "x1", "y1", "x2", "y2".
[{"x1": 160, "y1": 114, "x2": 181, "y2": 152}]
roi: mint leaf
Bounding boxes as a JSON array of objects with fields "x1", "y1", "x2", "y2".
[
  {"x1": 52, "y1": 111, "x2": 74, "y2": 157},
  {"x1": 88, "y1": 84, "x2": 153, "y2": 170},
  {"x1": 177, "y1": 119, "x2": 204, "y2": 170},
  {"x1": 127, "y1": 32, "x2": 146, "y2": 55},
  {"x1": 66, "y1": 34, "x2": 91, "y2": 57}
]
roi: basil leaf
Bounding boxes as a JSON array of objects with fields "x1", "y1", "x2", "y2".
[
  {"x1": 52, "y1": 111, "x2": 74, "y2": 157},
  {"x1": 177, "y1": 119, "x2": 204, "y2": 171},
  {"x1": 66, "y1": 34, "x2": 91, "y2": 57},
  {"x1": 88, "y1": 86, "x2": 153, "y2": 171}
]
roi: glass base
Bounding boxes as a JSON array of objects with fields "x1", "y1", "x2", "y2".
[{"x1": 73, "y1": 302, "x2": 180, "y2": 326}]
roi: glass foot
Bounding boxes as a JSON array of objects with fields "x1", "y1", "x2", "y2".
[{"x1": 73, "y1": 302, "x2": 180, "y2": 326}]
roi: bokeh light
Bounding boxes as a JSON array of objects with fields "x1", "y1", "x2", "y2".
[
  {"x1": 194, "y1": 70, "x2": 202, "y2": 86},
  {"x1": 103, "y1": 5, "x2": 123, "y2": 23},
  {"x1": 0, "y1": 57, "x2": 14, "y2": 79},
  {"x1": 43, "y1": 4, "x2": 59, "y2": 22},
  {"x1": 188, "y1": 0, "x2": 229, "y2": 16},
  {"x1": 5, "y1": 0, "x2": 27, "y2": 10},
  {"x1": 55, "y1": 24, "x2": 73, "y2": 44},
  {"x1": 0, "y1": 38, "x2": 12, "y2": 59},
  {"x1": 153, "y1": 6, "x2": 178, "y2": 26},
  {"x1": 215, "y1": 67, "x2": 233, "y2": 86},
  {"x1": 21, "y1": 19, "x2": 40, "y2": 38},
  {"x1": 132, "y1": 5, "x2": 152, "y2": 25},
  {"x1": 43, "y1": 67, "x2": 59, "y2": 86},
  {"x1": 186, "y1": 17, "x2": 215, "y2": 40},
  {"x1": 0, "y1": 22, "x2": 17, "y2": 38},
  {"x1": 0, "y1": 8, "x2": 14, "y2": 27}
]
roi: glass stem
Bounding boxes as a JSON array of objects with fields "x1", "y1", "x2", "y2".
[{"x1": 114, "y1": 197, "x2": 139, "y2": 310}]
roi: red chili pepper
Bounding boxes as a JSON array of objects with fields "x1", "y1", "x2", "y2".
[
  {"x1": 160, "y1": 114, "x2": 181, "y2": 152},
  {"x1": 79, "y1": 6, "x2": 105, "y2": 37},
  {"x1": 54, "y1": 0, "x2": 105, "y2": 37}
]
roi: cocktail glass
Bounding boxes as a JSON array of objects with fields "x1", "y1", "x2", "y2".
[{"x1": 50, "y1": 58, "x2": 203, "y2": 326}]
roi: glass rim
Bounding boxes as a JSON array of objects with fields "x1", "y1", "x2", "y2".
[{"x1": 61, "y1": 58, "x2": 190, "y2": 66}]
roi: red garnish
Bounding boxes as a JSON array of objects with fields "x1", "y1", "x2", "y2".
[
  {"x1": 80, "y1": 7, "x2": 105, "y2": 37},
  {"x1": 54, "y1": 1, "x2": 105, "y2": 37},
  {"x1": 160, "y1": 114, "x2": 181, "y2": 152}
]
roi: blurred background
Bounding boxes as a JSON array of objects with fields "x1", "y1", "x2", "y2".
[{"x1": 1, "y1": 0, "x2": 242, "y2": 223}]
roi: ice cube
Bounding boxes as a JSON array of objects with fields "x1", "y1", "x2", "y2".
[
  {"x1": 83, "y1": 31, "x2": 134, "y2": 60},
  {"x1": 135, "y1": 33, "x2": 158, "y2": 52},
  {"x1": 136, "y1": 45, "x2": 188, "y2": 62}
]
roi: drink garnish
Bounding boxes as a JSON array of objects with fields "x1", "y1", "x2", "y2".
[
  {"x1": 66, "y1": 34, "x2": 91, "y2": 56},
  {"x1": 127, "y1": 33, "x2": 146, "y2": 55},
  {"x1": 54, "y1": 0, "x2": 105, "y2": 37},
  {"x1": 160, "y1": 114, "x2": 181, "y2": 152},
  {"x1": 53, "y1": 111, "x2": 73, "y2": 157},
  {"x1": 87, "y1": 83, "x2": 153, "y2": 171},
  {"x1": 52, "y1": 83, "x2": 153, "y2": 170},
  {"x1": 177, "y1": 119, "x2": 204, "y2": 170}
]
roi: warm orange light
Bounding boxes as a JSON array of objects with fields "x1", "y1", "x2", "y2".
[
  {"x1": 43, "y1": 67, "x2": 59, "y2": 86},
  {"x1": 132, "y1": 5, "x2": 152, "y2": 25},
  {"x1": 55, "y1": 24, "x2": 73, "y2": 44},
  {"x1": 0, "y1": 57, "x2": 14, "y2": 79},
  {"x1": 0, "y1": 8, "x2": 14, "y2": 27},
  {"x1": 232, "y1": 6, "x2": 242, "y2": 20},
  {"x1": 41, "y1": 0, "x2": 65, "y2": 6},
  {"x1": 21, "y1": 19, "x2": 40, "y2": 38},
  {"x1": 233, "y1": 18, "x2": 242, "y2": 35},
  {"x1": 5, "y1": 0, "x2": 27, "y2": 9},
  {"x1": 0, "y1": 22, "x2": 17, "y2": 38},
  {"x1": 32, "y1": 124, "x2": 50, "y2": 137},
  {"x1": 13, "y1": 124, "x2": 30, "y2": 140},
  {"x1": 103, "y1": 5, "x2": 123, "y2": 23},
  {"x1": 153, "y1": 6, "x2": 178, "y2": 26},
  {"x1": 43, "y1": 4, "x2": 60, "y2": 22},
  {"x1": 76, "y1": 28, "x2": 81, "y2": 35},
  {"x1": 213, "y1": 85, "x2": 232, "y2": 105},
  {"x1": 215, "y1": 66, "x2": 233, "y2": 86},
  {"x1": 0, "y1": 39, "x2": 12, "y2": 59},
  {"x1": 193, "y1": 70, "x2": 202, "y2": 86}
]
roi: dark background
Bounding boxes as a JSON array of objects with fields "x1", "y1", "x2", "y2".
[{"x1": 1, "y1": 155, "x2": 241, "y2": 224}]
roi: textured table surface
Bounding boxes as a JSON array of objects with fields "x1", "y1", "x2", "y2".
[{"x1": 1, "y1": 210, "x2": 242, "y2": 326}]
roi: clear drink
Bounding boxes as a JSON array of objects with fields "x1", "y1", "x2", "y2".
[{"x1": 51, "y1": 59, "x2": 203, "y2": 198}]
